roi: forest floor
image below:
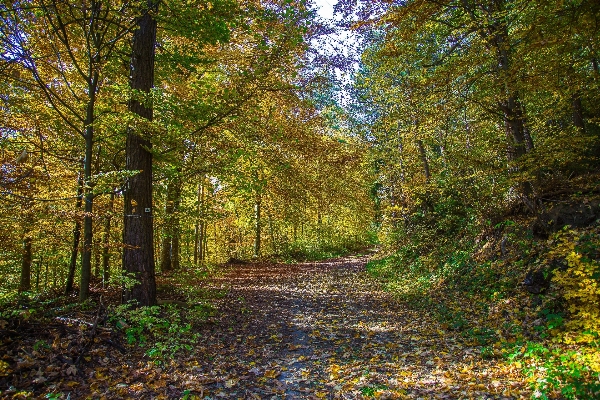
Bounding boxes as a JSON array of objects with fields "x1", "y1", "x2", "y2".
[{"x1": 1, "y1": 254, "x2": 531, "y2": 399}]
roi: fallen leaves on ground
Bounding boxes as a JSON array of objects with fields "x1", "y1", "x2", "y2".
[{"x1": 0, "y1": 255, "x2": 531, "y2": 399}]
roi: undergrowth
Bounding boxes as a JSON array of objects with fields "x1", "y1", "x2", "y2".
[
  {"x1": 279, "y1": 230, "x2": 377, "y2": 262},
  {"x1": 109, "y1": 302, "x2": 213, "y2": 363},
  {"x1": 368, "y1": 197, "x2": 600, "y2": 398}
]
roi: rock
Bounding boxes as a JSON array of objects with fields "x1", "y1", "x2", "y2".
[
  {"x1": 536, "y1": 200, "x2": 600, "y2": 234},
  {"x1": 523, "y1": 269, "x2": 550, "y2": 294}
]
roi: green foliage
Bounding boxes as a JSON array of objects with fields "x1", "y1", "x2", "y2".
[
  {"x1": 506, "y1": 340, "x2": 600, "y2": 399},
  {"x1": 280, "y1": 229, "x2": 375, "y2": 262},
  {"x1": 109, "y1": 302, "x2": 209, "y2": 363},
  {"x1": 110, "y1": 271, "x2": 140, "y2": 291},
  {"x1": 361, "y1": 384, "x2": 388, "y2": 397},
  {"x1": 370, "y1": 215, "x2": 600, "y2": 399}
]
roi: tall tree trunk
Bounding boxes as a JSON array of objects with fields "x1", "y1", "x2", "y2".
[
  {"x1": 501, "y1": 95, "x2": 531, "y2": 160},
  {"x1": 487, "y1": 15, "x2": 534, "y2": 202},
  {"x1": 572, "y1": 92, "x2": 585, "y2": 132},
  {"x1": 80, "y1": 71, "x2": 99, "y2": 301},
  {"x1": 254, "y1": 193, "x2": 261, "y2": 258},
  {"x1": 395, "y1": 136, "x2": 409, "y2": 226},
  {"x1": 160, "y1": 182, "x2": 175, "y2": 272},
  {"x1": 102, "y1": 192, "x2": 114, "y2": 286},
  {"x1": 194, "y1": 182, "x2": 205, "y2": 264},
  {"x1": 171, "y1": 181, "x2": 182, "y2": 270},
  {"x1": 65, "y1": 173, "x2": 83, "y2": 293},
  {"x1": 267, "y1": 206, "x2": 276, "y2": 254},
  {"x1": 123, "y1": 1, "x2": 157, "y2": 307},
  {"x1": 19, "y1": 235, "x2": 32, "y2": 293},
  {"x1": 93, "y1": 236, "x2": 101, "y2": 277},
  {"x1": 489, "y1": 16, "x2": 533, "y2": 159},
  {"x1": 160, "y1": 177, "x2": 182, "y2": 271},
  {"x1": 417, "y1": 139, "x2": 430, "y2": 182},
  {"x1": 202, "y1": 221, "x2": 208, "y2": 261}
]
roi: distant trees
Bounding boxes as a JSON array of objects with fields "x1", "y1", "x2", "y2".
[{"x1": 0, "y1": 0, "x2": 374, "y2": 301}]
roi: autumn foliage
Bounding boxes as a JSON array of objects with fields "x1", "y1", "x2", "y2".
[{"x1": 1, "y1": 0, "x2": 600, "y2": 398}]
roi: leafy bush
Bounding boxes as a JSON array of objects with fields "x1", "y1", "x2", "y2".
[
  {"x1": 548, "y1": 227, "x2": 600, "y2": 338},
  {"x1": 109, "y1": 303, "x2": 207, "y2": 363}
]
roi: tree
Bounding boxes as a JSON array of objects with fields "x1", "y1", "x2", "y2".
[
  {"x1": 1, "y1": 0, "x2": 135, "y2": 300},
  {"x1": 122, "y1": 0, "x2": 158, "y2": 307}
]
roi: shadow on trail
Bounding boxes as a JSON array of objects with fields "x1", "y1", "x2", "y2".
[{"x1": 190, "y1": 255, "x2": 526, "y2": 399}]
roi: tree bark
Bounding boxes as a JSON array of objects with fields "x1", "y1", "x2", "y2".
[
  {"x1": 254, "y1": 194, "x2": 262, "y2": 258},
  {"x1": 172, "y1": 181, "x2": 181, "y2": 270},
  {"x1": 202, "y1": 221, "x2": 208, "y2": 261},
  {"x1": 160, "y1": 178, "x2": 182, "y2": 271},
  {"x1": 484, "y1": 7, "x2": 534, "y2": 201},
  {"x1": 79, "y1": 71, "x2": 99, "y2": 302},
  {"x1": 572, "y1": 93, "x2": 585, "y2": 132},
  {"x1": 19, "y1": 235, "x2": 32, "y2": 293},
  {"x1": 65, "y1": 173, "x2": 83, "y2": 293},
  {"x1": 417, "y1": 139, "x2": 430, "y2": 182},
  {"x1": 194, "y1": 182, "x2": 205, "y2": 264},
  {"x1": 102, "y1": 192, "x2": 114, "y2": 286},
  {"x1": 160, "y1": 182, "x2": 175, "y2": 272},
  {"x1": 122, "y1": 1, "x2": 158, "y2": 307}
]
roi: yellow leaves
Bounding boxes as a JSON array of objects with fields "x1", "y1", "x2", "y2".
[
  {"x1": 263, "y1": 369, "x2": 280, "y2": 379},
  {"x1": 329, "y1": 363, "x2": 341, "y2": 379},
  {"x1": 0, "y1": 360, "x2": 12, "y2": 377},
  {"x1": 397, "y1": 370, "x2": 412, "y2": 378},
  {"x1": 549, "y1": 227, "x2": 600, "y2": 336}
]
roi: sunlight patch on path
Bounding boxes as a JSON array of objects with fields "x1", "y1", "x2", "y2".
[{"x1": 191, "y1": 255, "x2": 528, "y2": 399}]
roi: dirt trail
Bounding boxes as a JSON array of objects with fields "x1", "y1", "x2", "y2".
[{"x1": 192, "y1": 255, "x2": 525, "y2": 399}]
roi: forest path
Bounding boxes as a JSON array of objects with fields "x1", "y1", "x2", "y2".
[{"x1": 192, "y1": 255, "x2": 525, "y2": 399}]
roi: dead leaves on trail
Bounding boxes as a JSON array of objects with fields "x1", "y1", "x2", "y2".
[
  {"x1": 185, "y1": 255, "x2": 530, "y2": 399},
  {"x1": 1, "y1": 256, "x2": 531, "y2": 398}
]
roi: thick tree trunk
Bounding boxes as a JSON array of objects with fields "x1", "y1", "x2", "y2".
[
  {"x1": 122, "y1": 2, "x2": 157, "y2": 307},
  {"x1": 501, "y1": 95, "x2": 531, "y2": 160},
  {"x1": 488, "y1": 14, "x2": 533, "y2": 159},
  {"x1": 65, "y1": 173, "x2": 83, "y2": 293},
  {"x1": 489, "y1": 16, "x2": 534, "y2": 203},
  {"x1": 19, "y1": 235, "x2": 32, "y2": 292}
]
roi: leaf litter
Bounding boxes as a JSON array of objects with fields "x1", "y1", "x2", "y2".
[{"x1": 0, "y1": 255, "x2": 530, "y2": 399}]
